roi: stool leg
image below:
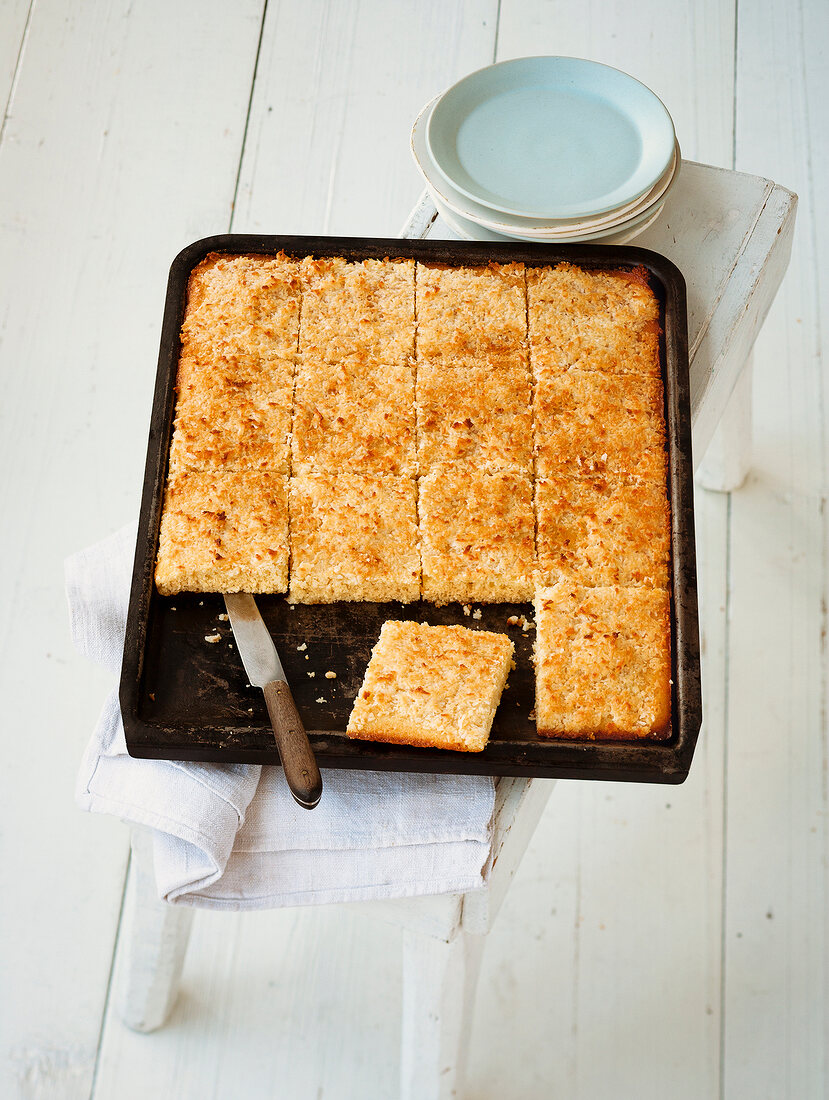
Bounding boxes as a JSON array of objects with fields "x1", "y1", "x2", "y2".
[
  {"x1": 118, "y1": 828, "x2": 194, "y2": 1032},
  {"x1": 696, "y1": 353, "x2": 754, "y2": 492},
  {"x1": 401, "y1": 926, "x2": 485, "y2": 1100}
]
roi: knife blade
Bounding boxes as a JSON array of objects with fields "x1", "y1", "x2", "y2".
[{"x1": 224, "y1": 592, "x2": 322, "y2": 809}]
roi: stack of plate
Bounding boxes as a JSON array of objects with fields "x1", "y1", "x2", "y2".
[{"x1": 411, "y1": 56, "x2": 679, "y2": 244}]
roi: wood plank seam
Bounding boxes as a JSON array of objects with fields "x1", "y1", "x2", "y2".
[
  {"x1": 0, "y1": 0, "x2": 34, "y2": 146},
  {"x1": 229, "y1": 0, "x2": 270, "y2": 230},
  {"x1": 91, "y1": 847, "x2": 134, "y2": 1094}
]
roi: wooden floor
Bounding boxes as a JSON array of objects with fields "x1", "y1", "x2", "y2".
[{"x1": 1, "y1": 1, "x2": 825, "y2": 1097}]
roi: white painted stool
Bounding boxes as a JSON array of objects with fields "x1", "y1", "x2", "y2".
[{"x1": 119, "y1": 163, "x2": 796, "y2": 1100}]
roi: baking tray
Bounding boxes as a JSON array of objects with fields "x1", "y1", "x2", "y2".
[{"x1": 120, "y1": 234, "x2": 701, "y2": 784}]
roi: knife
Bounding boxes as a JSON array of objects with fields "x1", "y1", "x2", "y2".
[{"x1": 224, "y1": 592, "x2": 322, "y2": 809}]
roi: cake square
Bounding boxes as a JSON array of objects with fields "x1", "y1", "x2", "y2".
[
  {"x1": 155, "y1": 466, "x2": 289, "y2": 596},
  {"x1": 291, "y1": 354, "x2": 416, "y2": 476},
  {"x1": 288, "y1": 472, "x2": 420, "y2": 603},
  {"x1": 181, "y1": 253, "x2": 302, "y2": 363},
  {"x1": 528, "y1": 262, "x2": 661, "y2": 375},
  {"x1": 419, "y1": 465, "x2": 535, "y2": 603},
  {"x1": 416, "y1": 261, "x2": 526, "y2": 360},
  {"x1": 535, "y1": 474, "x2": 671, "y2": 588},
  {"x1": 533, "y1": 583, "x2": 672, "y2": 740},
  {"x1": 299, "y1": 256, "x2": 415, "y2": 365},
  {"x1": 346, "y1": 620, "x2": 514, "y2": 752},
  {"x1": 533, "y1": 369, "x2": 667, "y2": 480},
  {"x1": 417, "y1": 353, "x2": 533, "y2": 473},
  {"x1": 169, "y1": 355, "x2": 293, "y2": 473}
]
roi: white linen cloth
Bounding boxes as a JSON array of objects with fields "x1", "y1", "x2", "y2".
[{"x1": 69, "y1": 524, "x2": 496, "y2": 910}]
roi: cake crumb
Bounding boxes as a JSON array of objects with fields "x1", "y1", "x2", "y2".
[
  {"x1": 297, "y1": 642, "x2": 307, "y2": 651},
  {"x1": 218, "y1": 613, "x2": 229, "y2": 621},
  {"x1": 507, "y1": 615, "x2": 520, "y2": 625},
  {"x1": 528, "y1": 708, "x2": 537, "y2": 721},
  {"x1": 204, "y1": 633, "x2": 221, "y2": 643},
  {"x1": 472, "y1": 608, "x2": 482, "y2": 620},
  {"x1": 316, "y1": 697, "x2": 326, "y2": 704},
  {"x1": 308, "y1": 671, "x2": 316, "y2": 678},
  {"x1": 325, "y1": 670, "x2": 337, "y2": 679},
  {"x1": 462, "y1": 604, "x2": 471, "y2": 616},
  {"x1": 248, "y1": 707, "x2": 254, "y2": 715}
]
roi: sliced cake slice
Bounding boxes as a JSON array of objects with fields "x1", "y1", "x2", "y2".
[
  {"x1": 533, "y1": 582, "x2": 672, "y2": 741},
  {"x1": 299, "y1": 256, "x2": 415, "y2": 366},
  {"x1": 288, "y1": 471, "x2": 420, "y2": 603},
  {"x1": 416, "y1": 261, "x2": 526, "y2": 361},
  {"x1": 527, "y1": 262, "x2": 661, "y2": 376},
  {"x1": 347, "y1": 620, "x2": 514, "y2": 752},
  {"x1": 181, "y1": 252, "x2": 302, "y2": 363},
  {"x1": 169, "y1": 355, "x2": 293, "y2": 474},
  {"x1": 417, "y1": 351, "x2": 533, "y2": 474},
  {"x1": 533, "y1": 368, "x2": 667, "y2": 480},
  {"x1": 155, "y1": 466, "x2": 289, "y2": 596},
  {"x1": 535, "y1": 474, "x2": 671, "y2": 589},
  {"x1": 419, "y1": 464, "x2": 535, "y2": 604},
  {"x1": 291, "y1": 354, "x2": 416, "y2": 476}
]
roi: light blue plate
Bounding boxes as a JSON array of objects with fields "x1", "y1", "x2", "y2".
[{"x1": 426, "y1": 56, "x2": 675, "y2": 220}]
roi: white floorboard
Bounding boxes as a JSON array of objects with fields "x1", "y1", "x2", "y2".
[
  {"x1": 0, "y1": 0, "x2": 31, "y2": 113},
  {"x1": 0, "y1": 2, "x2": 263, "y2": 1097},
  {"x1": 721, "y1": 3, "x2": 828, "y2": 1094},
  {"x1": 233, "y1": 0, "x2": 499, "y2": 236},
  {"x1": 1, "y1": 1, "x2": 825, "y2": 1097}
]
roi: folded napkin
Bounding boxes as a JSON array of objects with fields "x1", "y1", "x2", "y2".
[{"x1": 69, "y1": 525, "x2": 496, "y2": 910}]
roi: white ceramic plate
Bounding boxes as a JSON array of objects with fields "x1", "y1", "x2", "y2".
[
  {"x1": 504, "y1": 148, "x2": 678, "y2": 237},
  {"x1": 426, "y1": 56, "x2": 676, "y2": 220},
  {"x1": 429, "y1": 187, "x2": 665, "y2": 245},
  {"x1": 411, "y1": 96, "x2": 679, "y2": 238}
]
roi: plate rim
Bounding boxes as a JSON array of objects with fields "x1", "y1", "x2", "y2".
[
  {"x1": 412, "y1": 95, "x2": 680, "y2": 237},
  {"x1": 425, "y1": 55, "x2": 677, "y2": 220}
]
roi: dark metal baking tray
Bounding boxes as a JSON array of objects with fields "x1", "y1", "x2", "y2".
[{"x1": 120, "y1": 234, "x2": 701, "y2": 784}]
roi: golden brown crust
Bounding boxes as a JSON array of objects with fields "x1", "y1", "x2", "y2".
[
  {"x1": 291, "y1": 354, "x2": 416, "y2": 476},
  {"x1": 416, "y1": 261, "x2": 527, "y2": 360},
  {"x1": 533, "y1": 368, "x2": 667, "y2": 480},
  {"x1": 417, "y1": 353, "x2": 533, "y2": 473},
  {"x1": 181, "y1": 252, "x2": 302, "y2": 363},
  {"x1": 419, "y1": 465, "x2": 535, "y2": 603},
  {"x1": 169, "y1": 355, "x2": 293, "y2": 474},
  {"x1": 299, "y1": 256, "x2": 415, "y2": 365},
  {"x1": 288, "y1": 471, "x2": 420, "y2": 603},
  {"x1": 535, "y1": 474, "x2": 671, "y2": 588},
  {"x1": 155, "y1": 466, "x2": 289, "y2": 595},
  {"x1": 346, "y1": 620, "x2": 514, "y2": 751},
  {"x1": 528, "y1": 262, "x2": 661, "y2": 375},
  {"x1": 533, "y1": 583, "x2": 672, "y2": 740}
]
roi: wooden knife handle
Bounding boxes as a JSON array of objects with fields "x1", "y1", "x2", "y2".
[{"x1": 262, "y1": 680, "x2": 323, "y2": 809}]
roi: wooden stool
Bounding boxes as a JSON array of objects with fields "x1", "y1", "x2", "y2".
[{"x1": 119, "y1": 163, "x2": 796, "y2": 1100}]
